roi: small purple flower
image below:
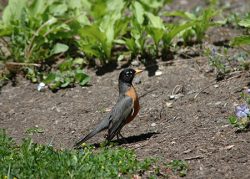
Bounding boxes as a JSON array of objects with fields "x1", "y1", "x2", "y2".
[
  {"x1": 235, "y1": 104, "x2": 250, "y2": 118},
  {"x1": 247, "y1": 88, "x2": 250, "y2": 94}
]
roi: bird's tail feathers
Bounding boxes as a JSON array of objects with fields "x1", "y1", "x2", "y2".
[{"x1": 74, "y1": 116, "x2": 110, "y2": 148}]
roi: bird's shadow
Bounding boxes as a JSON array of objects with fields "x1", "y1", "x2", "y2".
[
  {"x1": 112, "y1": 131, "x2": 159, "y2": 145},
  {"x1": 77, "y1": 132, "x2": 159, "y2": 149}
]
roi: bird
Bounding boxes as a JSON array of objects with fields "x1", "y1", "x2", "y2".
[{"x1": 74, "y1": 68, "x2": 143, "y2": 148}]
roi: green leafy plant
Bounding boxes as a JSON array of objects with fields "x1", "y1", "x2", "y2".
[
  {"x1": 77, "y1": 0, "x2": 128, "y2": 64},
  {"x1": 25, "y1": 126, "x2": 44, "y2": 135},
  {"x1": 42, "y1": 58, "x2": 90, "y2": 91},
  {"x1": 0, "y1": 0, "x2": 91, "y2": 90},
  {"x1": 162, "y1": 21, "x2": 195, "y2": 50},
  {"x1": 165, "y1": 160, "x2": 188, "y2": 177},
  {"x1": 205, "y1": 47, "x2": 249, "y2": 80},
  {"x1": 230, "y1": 13, "x2": 250, "y2": 48},
  {"x1": 165, "y1": 0, "x2": 223, "y2": 44},
  {"x1": 0, "y1": 0, "x2": 89, "y2": 62},
  {"x1": 205, "y1": 48, "x2": 231, "y2": 80},
  {"x1": 229, "y1": 90, "x2": 250, "y2": 131},
  {"x1": 0, "y1": 129, "x2": 154, "y2": 178}
]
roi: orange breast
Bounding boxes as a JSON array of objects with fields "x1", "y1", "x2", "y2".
[{"x1": 125, "y1": 86, "x2": 140, "y2": 124}]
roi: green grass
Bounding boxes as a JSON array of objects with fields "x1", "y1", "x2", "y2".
[{"x1": 0, "y1": 129, "x2": 153, "y2": 178}]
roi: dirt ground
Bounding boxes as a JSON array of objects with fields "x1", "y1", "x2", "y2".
[{"x1": 1, "y1": 0, "x2": 250, "y2": 178}]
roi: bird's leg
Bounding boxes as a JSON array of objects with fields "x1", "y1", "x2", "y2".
[
  {"x1": 118, "y1": 132, "x2": 124, "y2": 139},
  {"x1": 117, "y1": 131, "x2": 127, "y2": 143}
]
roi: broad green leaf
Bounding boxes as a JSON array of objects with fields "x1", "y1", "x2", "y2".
[
  {"x1": 100, "y1": 15, "x2": 116, "y2": 43},
  {"x1": 114, "y1": 39, "x2": 126, "y2": 45},
  {"x1": 147, "y1": 27, "x2": 164, "y2": 45},
  {"x1": 230, "y1": 35, "x2": 250, "y2": 46},
  {"x1": 61, "y1": 80, "x2": 71, "y2": 88},
  {"x1": 79, "y1": 25, "x2": 111, "y2": 58},
  {"x1": 79, "y1": 75, "x2": 90, "y2": 86},
  {"x1": 80, "y1": 45, "x2": 101, "y2": 57},
  {"x1": 28, "y1": 0, "x2": 48, "y2": 16},
  {"x1": 51, "y1": 43, "x2": 69, "y2": 55},
  {"x1": 76, "y1": 14, "x2": 90, "y2": 25},
  {"x1": 146, "y1": 12, "x2": 165, "y2": 29},
  {"x1": 79, "y1": 25, "x2": 106, "y2": 44},
  {"x1": 59, "y1": 60, "x2": 73, "y2": 72},
  {"x1": 75, "y1": 71, "x2": 90, "y2": 86},
  {"x1": 124, "y1": 38, "x2": 137, "y2": 52},
  {"x1": 140, "y1": 0, "x2": 167, "y2": 9},
  {"x1": 49, "y1": 81, "x2": 61, "y2": 90},
  {"x1": 73, "y1": 58, "x2": 85, "y2": 65},
  {"x1": 43, "y1": 73, "x2": 56, "y2": 84},
  {"x1": 228, "y1": 116, "x2": 238, "y2": 125},
  {"x1": 114, "y1": 18, "x2": 129, "y2": 38},
  {"x1": 91, "y1": 1, "x2": 107, "y2": 19},
  {"x1": 68, "y1": 0, "x2": 91, "y2": 10},
  {"x1": 163, "y1": 21, "x2": 195, "y2": 45},
  {"x1": 49, "y1": 4, "x2": 68, "y2": 16},
  {"x1": 133, "y1": 1, "x2": 145, "y2": 25},
  {"x1": 165, "y1": 11, "x2": 196, "y2": 20},
  {"x1": 2, "y1": 0, "x2": 27, "y2": 25},
  {"x1": 107, "y1": 0, "x2": 124, "y2": 13},
  {"x1": 238, "y1": 19, "x2": 250, "y2": 28}
]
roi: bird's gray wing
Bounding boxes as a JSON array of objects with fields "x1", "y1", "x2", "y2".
[{"x1": 106, "y1": 96, "x2": 133, "y2": 141}]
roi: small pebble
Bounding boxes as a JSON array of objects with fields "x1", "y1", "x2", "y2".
[
  {"x1": 151, "y1": 123, "x2": 156, "y2": 127},
  {"x1": 214, "y1": 84, "x2": 219, "y2": 88},
  {"x1": 166, "y1": 102, "x2": 173, "y2": 108},
  {"x1": 169, "y1": 94, "x2": 184, "y2": 100},
  {"x1": 215, "y1": 101, "x2": 222, "y2": 106},
  {"x1": 169, "y1": 95, "x2": 176, "y2": 100},
  {"x1": 37, "y1": 82, "x2": 46, "y2": 92},
  {"x1": 155, "y1": 70, "x2": 162, "y2": 76},
  {"x1": 105, "y1": 108, "x2": 111, "y2": 112}
]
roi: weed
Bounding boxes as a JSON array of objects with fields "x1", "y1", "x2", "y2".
[
  {"x1": 25, "y1": 126, "x2": 44, "y2": 135},
  {"x1": 205, "y1": 48, "x2": 231, "y2": 80},
  {"x1": 230, "y1": 13, "x2": 250, "y2": 49},
  {"x1": 229, "y1": 89, "x2": 250, "y2": 131},
  {"x1": 165, "y1": 159, "x2": 188, "y2": 177},
  {"x1": 165, "y1": 0, "x2": 223, "y2": 44}
]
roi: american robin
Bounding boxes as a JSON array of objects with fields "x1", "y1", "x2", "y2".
[{"x1": 74, "y1": 68, "x2": 142, "y2": 148}]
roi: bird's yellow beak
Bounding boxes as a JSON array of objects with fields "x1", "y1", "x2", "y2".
[{"x1": 135, "y1": 69, "x2": 143, "y2": 74}]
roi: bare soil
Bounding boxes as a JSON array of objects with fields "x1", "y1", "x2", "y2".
[{"x1": 1, "y1": 0, "x2": 250, "y2": 178}]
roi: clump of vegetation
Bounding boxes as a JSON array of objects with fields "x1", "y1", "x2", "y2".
[
  {"x1": 0, "y1": 0, "x2": 224, "y2": 90},
  {"x1": 0, "y1": 129, "x2": 154, "y2": 178},
  {"x1": 205, "y1": 47, "x2": 249, "y2": 80},
  {"x1": 230, "y1": 13, "x2": 250, "y2": 49},
  {"x1": 0, "y1": 0, "x2": 90, "y2": 89},
  {"x1": 164, "y1": 0, "x2": 223, "y2": 45},
  {"x1": 229, "y1": 89, "x2": 250, "y2": 131},
  {"x1": 165, "y1": 160, "x2": 188, "y2": 177}
]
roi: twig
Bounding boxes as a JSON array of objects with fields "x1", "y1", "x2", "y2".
[
  {"x1": 194, "y1": 71, "x2": 243, "y2": 99},
  {"x1": 139, "y1": 88, "x2": 158, "y2": 99},
  {"x1": 6, "y1": 62, "x2": 41, "y2": 67},
  {"x1": 184, "y1": 155, "x2": 204, "y2": 160},
  {"x1": 194, "y1": 81, "x2": 217, "y2": 99},
  {"x1": 171, "y1": 85, "x2": 183, "y2": 95}
]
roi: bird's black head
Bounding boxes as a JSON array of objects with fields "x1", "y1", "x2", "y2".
[{"x1": 119, "y1": 68, "x2": 142, "y2": 84}]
